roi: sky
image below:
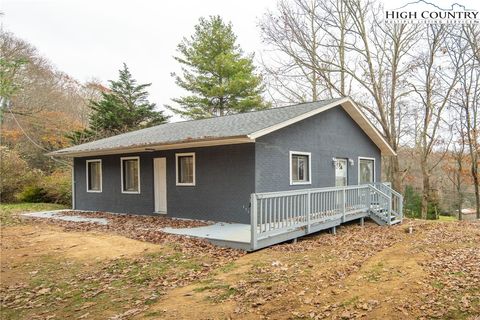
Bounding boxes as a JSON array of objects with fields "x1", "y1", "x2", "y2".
[{"x1": 1, "y1": 0, "x2": 479, "y2": 119}]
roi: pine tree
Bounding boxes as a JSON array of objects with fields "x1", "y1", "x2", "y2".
[
  {"x1": 168, "y1": 16, "x2": 269, "y2": 119},
  {"x1": 68, "y1": 64, "x2": 168, "y2": 144}
]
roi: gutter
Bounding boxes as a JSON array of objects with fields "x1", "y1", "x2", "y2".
[{"x1": 46, "y1": 135, "x2": 255, "y2": 157}]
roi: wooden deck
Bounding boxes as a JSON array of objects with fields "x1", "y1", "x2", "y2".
[{"x1": 163, "y1": 183, "x2": 403, "y2": 251}]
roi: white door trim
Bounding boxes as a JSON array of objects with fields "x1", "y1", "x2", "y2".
[{"x1": 154, "y1": 157, "x2": 167, "y2": 214}]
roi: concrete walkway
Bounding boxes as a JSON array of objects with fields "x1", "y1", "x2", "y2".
[
  {"x1": 22, "y1": 210, "x2": 108, "y2": 225},
  {"x1": 162, "y1": 222, "x2": 250, "y2": 243}
]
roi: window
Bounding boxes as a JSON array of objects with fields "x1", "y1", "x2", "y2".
[
  {"x1": 290, "y1": 151, "x2": 311, "y2": 185},
  {"x1": 335, "y1": 158, "x2": 348, "y2": 187},
  {"x1": 359, "y1": 157, "x2": 375, "y2": 184},
  {"x1": 86, "y1": 159, "x2": 102, "y2": 192},
  {"x1": 176, "y1": 153, "x2": 195, "y2": 186},
  {"x1": 121, "y1": 157, "x2": 140, "y2": 193}
]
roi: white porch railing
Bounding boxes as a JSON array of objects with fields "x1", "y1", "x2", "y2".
[
  {"x1": 372, "y1": 182, "x2": 404, "y2": 222},
  {"x1": 250, "y1": 183, "x2": 403, "y2": 250}
]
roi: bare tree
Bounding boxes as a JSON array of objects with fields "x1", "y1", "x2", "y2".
[
  {"x1": 446, "y1": 126, "x2": 467, "y2": 220},
  {"x1": 260, "y1": 0, "x2": 419, "y2": 191},
  {"x1": 341, "y1": 0, "x2": 418, "y2": 190},
  {"x1": 410, "y1": 25, "x2": 460, "y2": 219},
  {"x1": 449, "y1": 25, "x2": 480, "y2": 219},
  {"x1": 260, "y1": 0, "x2": 334, "y2": 103}
]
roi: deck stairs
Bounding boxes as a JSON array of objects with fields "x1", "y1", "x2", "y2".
[{"x1": 368, "y1": 183, "x2": 403, "y2": 226}]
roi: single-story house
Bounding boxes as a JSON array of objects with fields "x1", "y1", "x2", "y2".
[{"x1": 49, "y1": 97, "x2": 396, "y2": 225}]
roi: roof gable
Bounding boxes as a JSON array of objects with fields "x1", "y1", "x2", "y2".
[{"x1": 249, "y1": 97, "x2": 395, "y2": 156}]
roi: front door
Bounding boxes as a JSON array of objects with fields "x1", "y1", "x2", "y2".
[
  {"x1": 154, "y1": 157, "x2": 167, "y2": 213},
  {"x1": 335, "y1": 158, "x2": 348, "y2": 187}
]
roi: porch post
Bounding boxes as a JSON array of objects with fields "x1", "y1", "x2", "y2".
[
  {"x1": 399, "y1": 195, "x2": 404, "y2": 220},
  {"x1": 250, "y1": 193, "x2": 258, "y2": 251},
  {"x1": 367, "y1": 185, "x2": 372, "y2": 212},
  {"x1": 342, "y1": 188, "x2": 346, "y2": 222},
  {"x1": 387, "y1": 195, "x2": 392, "y2": 226},
  {"x1": 306, "y1": 191, "x2": 311, "y2": 233}
]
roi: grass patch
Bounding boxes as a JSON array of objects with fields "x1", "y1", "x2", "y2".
[
  {"x1": 144, "y1": 310, "x2": 164, "y2": 317},
  {"x1": 217, "y1": 262, "x2": 238, "y2": 273},
  {"x1": 431, "y1": 280, "x2": 445, "y2": 289},
  {"x1": 0, "y1": 202, "x2": 68, "y2": 226},
  {"x1": 194, "y1": 282, "x2": 237, "y2": 302},
  {"x1": 364, "y1": 262, "x2": 384, "y2": 282},
  {"x1": 194, "y1": 282, "x2": 230, "y2": 293},
  {"x1": 1, "y1": 247, "x2": 207, "y2": 319},
  {"x1": 438, "y1": 215, "x2": 457, "y2": 222},
  {"x1": 342, "y1": 295, "x2": 360, "y2": 307}
]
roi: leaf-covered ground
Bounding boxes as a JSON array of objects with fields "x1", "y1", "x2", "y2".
[{"x1": 1, "y1": 205, "x2": 479, "y2": 319}]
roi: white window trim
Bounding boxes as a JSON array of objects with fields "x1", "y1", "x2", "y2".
[
  {"x1": 121, "y1": 156, "x2": 141, "y2": 194},
  {"x1": 358, "y1": 156, "x2": 376, "y2": 184},
  {"x1": 289, "y1": 151, "x2": 312, "y2": 185},
  {"x1": 86, "y1": 159, "x2": 102, "y2": 193},
  {"x1": 175, "y1": 152, "x2": 196, "y2": 186}
]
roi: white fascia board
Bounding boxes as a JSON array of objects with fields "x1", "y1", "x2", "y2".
[{"x1": 49, "y1": 137, "x2": 255, "y2": 158}]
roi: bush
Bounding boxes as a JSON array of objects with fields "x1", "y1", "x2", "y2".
[
  {"x1": 41, "y1": 169, "x2": 71, "y2": 205},
  {"x1": 16, "y1": 186, "x2": 48, "y2": 203},
  {"x1": 404, "y1": 185, "x2": 422, "y2": 219},
  {"x1": 0, "y1": 146, "x2": 41, "y2": 202},
  {"x1": 403, "y1": 185, "x2": 442, "y2": 220},
  {"x1": 16, "y1": 169, "x2": 71, "y2": 205}
]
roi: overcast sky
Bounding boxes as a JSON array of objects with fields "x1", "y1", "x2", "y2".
[{"x1": 1, "y1": 0, "x2": 478, "y2": 119}]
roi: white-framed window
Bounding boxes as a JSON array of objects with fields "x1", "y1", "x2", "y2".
[
  {"x1": 176, "y1": 152, "x2": 195, "y2": 186},
  {"x1": 289, "y1": 151, "x2": 311, "y2": 185},
  {"x1": 358, "y1": 157, "x2": 375, "y2": 185},
  {"x1": 121, "y1": 156, "x2": 140, "y2": 193},
  {"x1": 86, "y1": 159, "x2": 102, "y2": 192}
]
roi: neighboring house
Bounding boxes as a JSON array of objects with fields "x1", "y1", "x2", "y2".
[
  {"x1": 460, "y1": 208, "x2": 477, "y2": 221},
  {"x1": 49, "y1": 97, "x2": 396, "y2": 225}
]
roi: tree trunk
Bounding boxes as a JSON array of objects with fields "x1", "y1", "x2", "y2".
[
  {"x1": 456, "y1": 162, "x2": 463, "y2": 221},
  {"x1": 473, "y1": 168, "x2": 480, "y2": 219},
  {"x1": 389, "y1": 155, "x2": 402, "y2": 192},
  {"x1": 421, "y1": 161, "x2": 429, "y2": 219}
]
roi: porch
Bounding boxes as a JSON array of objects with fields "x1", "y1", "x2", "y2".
[{"x1": 163, "y1": 182, "x2": 403, "y2": 251}]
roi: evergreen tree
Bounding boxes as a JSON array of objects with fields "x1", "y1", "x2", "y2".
[
  {"x1": 168, "y1": 16, "x2": 269, "y2": 119},
  {"x1": 68, "y1": 64, "x2": 168, "y2": 144}
]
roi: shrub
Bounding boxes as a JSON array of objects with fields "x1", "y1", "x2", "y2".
[
  {"x1": 41, "y1": 169, "x2": 71, "y2": 205},
  {"x1": 0, "y1": 146, "x2": 41, "y2": 202},
  {"x1": 403, "y1": 185, "x2": 442, "y2": 220},
  {"x1": 16, "y1": 169, "x2": 71, "y2": 205},
  {"x1": 404, "y1": 185, "x2": 421, "y2": 219},
  {"x1": 16, "y1": 185, "x2": 48, "y2": 203}
]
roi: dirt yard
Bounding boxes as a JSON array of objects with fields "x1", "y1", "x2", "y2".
[{"x1": 1, "y1": 204, "x2": 479, "y2": 319}]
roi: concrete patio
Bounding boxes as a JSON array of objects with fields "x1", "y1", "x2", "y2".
[
  {"x1": 162, "y1": 222, "x2": 251, "y2": 249},
  {"x1": 22, "y1": 210, "x2": 108, "y2": 225}
]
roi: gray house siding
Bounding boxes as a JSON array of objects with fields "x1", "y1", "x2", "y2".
[
  {"x1": 255, "y1": 105, "x2": 382, "y2": 193},
  {"x1": 74, "y1": 143, "x2": 255, "y2": 223}
]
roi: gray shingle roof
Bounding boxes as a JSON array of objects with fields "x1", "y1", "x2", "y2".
[{"x1": 50, "y1": 98, "x2": 344, "y2": 156}]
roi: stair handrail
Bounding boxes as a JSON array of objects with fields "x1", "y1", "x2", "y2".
[
  {"x1": 368, "y1": 184, "x2": 393, "y2": 225},
  {"x1": 371, "y1": 183, "x2": 404, "y2": 222}
]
